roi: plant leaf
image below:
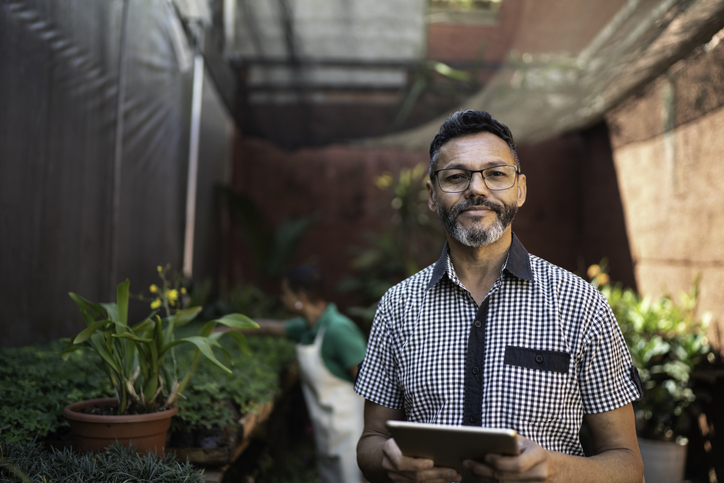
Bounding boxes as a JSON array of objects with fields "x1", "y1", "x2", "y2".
[
  {"x1": 68, "y1": 292, "x2": 106, "y2": 319},
  {"x1": 212, "y1": 313, "x2": 259, "y2": 330},
  {"x1": 116, "y1": 279, "x2": 130, "y2": 325},
  {"x1": 170, "y1": 336, "x2": 232, "y2": 374},
  {"x1": 172, "y1": 307, "x2": 202, "y2": 328}
]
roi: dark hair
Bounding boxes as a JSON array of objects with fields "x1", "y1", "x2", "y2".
[
  {"x1": 429, "y1": 110, "x2": 519, "y2": 176},
  {"x1": 284, "y1": 265, "x2": 324, "y2": 302}
]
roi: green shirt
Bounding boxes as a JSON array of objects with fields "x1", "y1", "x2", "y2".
[{"x1": 284, "y1": 303, "x2": 367, "y2": 383}]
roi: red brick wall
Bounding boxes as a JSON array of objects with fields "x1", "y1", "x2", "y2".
[{"x1": 229, "y1": 123, "x2": 635, "y2": 309}]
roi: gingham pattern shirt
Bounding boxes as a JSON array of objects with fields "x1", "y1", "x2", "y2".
[{"x1": 354, "y1": 234, "x2": 642, "y2": 455}]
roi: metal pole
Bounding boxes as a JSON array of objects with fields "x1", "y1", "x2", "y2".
[
  {"x1": 183, "y1": 22, "x2": 204, "y2": 280},
  {"x1": 110, "y1": 0, "x2": 130, "y2": 297}
]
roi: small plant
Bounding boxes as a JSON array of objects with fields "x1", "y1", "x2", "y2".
[
  {"x1": 588, "y1": 261, "x2": 714, "y2": 441},
  {"x1": 62, "y1": 265, "x2": 259, "y2": 415},
  {"x1": 0, "y1": 440, "x2": 205, "y2": 482}
]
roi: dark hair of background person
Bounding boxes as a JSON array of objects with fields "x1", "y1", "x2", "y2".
[
  {"x1": 285, "y1": 265, "x2": 325, "y2": 302},
  {"x1": 428, "y1": 110, "x2": 520, "y2": 175}
]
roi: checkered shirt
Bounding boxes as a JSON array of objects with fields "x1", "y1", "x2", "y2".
[{"x1": 354, "y1": 234, "x2": 642, "y2": 456}]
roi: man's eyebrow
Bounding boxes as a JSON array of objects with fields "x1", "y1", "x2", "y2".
[{"x1": 439, "y1": 160, "x2": 509, "y2": 170}]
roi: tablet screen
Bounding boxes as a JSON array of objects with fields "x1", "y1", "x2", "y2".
[{"x1": 386, "y1": 420, "x2": 519, "y2": 472}]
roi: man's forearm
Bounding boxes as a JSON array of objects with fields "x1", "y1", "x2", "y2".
[
  {"x1": 548, "y1": 447, "x2": 644, "y2": 482},
  {"x1": 357, "y1": 433, "x2": 392, "y2": 483}
]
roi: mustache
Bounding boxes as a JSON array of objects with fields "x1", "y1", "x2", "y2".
[{"x1": 450, "y1": 198, "x2": 504, "y2": 219}]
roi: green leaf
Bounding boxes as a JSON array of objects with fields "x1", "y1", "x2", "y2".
[
  {"x1": 222, "y1": 330, "x2": 253, "y2": 356},
  {"x1": 116, "y1": 279, "x2": 130, "y2": 325},
  {"x1": 172, "y1": 307, "x2": 202, "y2": 328},
  {"x1": 171, "y1": 336, "x2": 232, "y2": 374},
  {"x1": 70, "y1": 320, "x2": 111, "y2": 345},
  {"x1": 89, "y1": 332, "x2": 122, "y2": 375},
  {"x1": 112, "y1": 333, "x2": 153, "y2": 343},
  {"x1": 68, "y1": 292, "x2": 106, "y2": 318},
  {"x1": 212, "y1": 313, "x2": 259, "y2": 330},
  {"x1": 100, "y1": 303, "x2": 119, "y2": 323}
]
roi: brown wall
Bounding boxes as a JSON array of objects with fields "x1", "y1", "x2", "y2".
[
  {"x1": 229, "y1": 122, "x2": 634, "y2": 311},
  {"x1": 606, "y1": 40, "x2": 724, "y2": 352}
]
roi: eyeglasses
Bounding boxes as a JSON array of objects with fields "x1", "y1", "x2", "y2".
[{"x1": 432, "y1": 165, "x2": 519, "y2": 193}]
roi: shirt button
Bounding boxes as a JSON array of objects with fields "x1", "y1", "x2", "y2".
[
  {"x1": 469, "y1": 416, "x2": 477, "y2": 423},
  {"x1": 535, "y1": 355, "x2": 544, "y2": 363},
  {"x1": 474, "y1": 320, "x2": 482, "y2": 328},
  {"x1": 472, "y1": 367, "x2": 480, "y2": 375}
]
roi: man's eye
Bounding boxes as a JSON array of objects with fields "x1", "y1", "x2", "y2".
[
  {"x1": 487, "y1": 169, "x2": 506, "y2": 177},
  {"x1": 446, "y1": 174, "x2": 466, "y2": 181}
]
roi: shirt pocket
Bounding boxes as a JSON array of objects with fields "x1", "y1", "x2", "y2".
[{"x1": 501, "y1": 346, "x2": 574, "y2": 423}]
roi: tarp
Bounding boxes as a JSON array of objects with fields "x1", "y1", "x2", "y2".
[{"x1": 0, "y1": 0, "x2": 234, "y2": 347}]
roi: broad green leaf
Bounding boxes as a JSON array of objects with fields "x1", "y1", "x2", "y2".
[
  {"x1": 79, "y1": 307, "x2": 96, "y2": 327},
  {"x1": 100, "y1": 303, "x2": 119, "y2": 323},
  {"x1": 90, "y1": 332, "x2": 122, "y2": 375},
  {"x1": 212, "y1": 313, "x2": 259, "y2": 330},
  {"x1": 116, "y1": 279, "x2": 130, "y2": 325},
  {"x1": 131, "y1": 317, "x2": 155, "y2": 334},
  {"x1": 71, "y1": 320, "x2": 111, "y2": 345},
  {"x1": 69, "y1": 292, "x2": 106, "y2": 318},
  {"x1": 170, "y1": 336, "x2": 232, "y2": 374},
  {"x1": 172, "y1": 307, "x2": 202, "y2": 328},
  {"x1": 113, "y1": 332, "x2": 153, "y2": 343},
  {"x1": 222, "y1": 330, "x2": 253, "y2": 356}
]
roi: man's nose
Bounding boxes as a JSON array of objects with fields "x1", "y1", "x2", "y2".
[{"x1": 466, "y1": 171, "x2": 490, "y2": 195}]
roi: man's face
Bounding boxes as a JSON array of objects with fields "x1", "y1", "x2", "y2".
[{"x1": 427, "y1": 132, "x2": 527, "y2": 247}]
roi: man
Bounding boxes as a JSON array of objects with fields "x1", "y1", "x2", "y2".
[
  {"x1": 219, "y1": 265, "x2": 367, "y2": 483},
  {"x1": 354, "y1": 110, "x2": 644, "y2": 482}
]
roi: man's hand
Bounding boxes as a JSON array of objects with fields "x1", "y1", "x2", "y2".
[
  {"x1": 382, "y1": 437, "x2": 462, "y2": 483},
  {"x1": 462, "y1": 435, "x2": 553, "y2": 482}
]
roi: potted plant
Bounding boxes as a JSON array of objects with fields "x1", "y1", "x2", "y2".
[
  {"x1": 588, "y1": 263, "x2": 713, "y2": 483},
  {"x1": 61, "y1": 265, "x2": 258, "y2": 454}
]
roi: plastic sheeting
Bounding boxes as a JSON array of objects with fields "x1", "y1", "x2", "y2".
[{"x1": 0, "y1": 0, "x2": 234, "y2": 347}]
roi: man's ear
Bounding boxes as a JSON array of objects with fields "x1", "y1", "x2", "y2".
[
  {"x1": 516, "y1": 174, "x2": 527, "y2": 207},
  {"x1": 426, "y1": 179, "x2": 437, "y2": 213}
]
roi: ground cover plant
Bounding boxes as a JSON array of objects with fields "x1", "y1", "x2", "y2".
[
  {"x1": 0, "y1": 335, "x2": 296, "y2": 445},
  {"x1": 0, "y1": 440, "x2": 205, "y2": 482}
]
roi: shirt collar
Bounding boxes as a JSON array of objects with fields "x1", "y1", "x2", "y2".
[{"x1": 426, "y1": 232, "x2": 534, "y2": 290}]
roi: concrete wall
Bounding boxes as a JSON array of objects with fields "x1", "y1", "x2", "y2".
[{"x1": 606, "y1": 37, "x2": 724, "y2": 352}]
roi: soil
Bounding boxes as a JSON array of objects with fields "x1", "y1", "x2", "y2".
[{"x1": 79, "y1": 403, "x2": 173, "y2": 416}]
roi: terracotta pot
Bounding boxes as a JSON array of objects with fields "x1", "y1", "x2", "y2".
[
  {"x1": 63, "y1": 398, "x2": 178, "y2": 455},
  {"x1": 638, "y1": 437, "x2": 688, "y2": 483}
]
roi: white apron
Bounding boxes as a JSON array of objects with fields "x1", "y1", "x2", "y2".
[{"x1": 296, "y1": 324, "x2": 365, "y2": 483}]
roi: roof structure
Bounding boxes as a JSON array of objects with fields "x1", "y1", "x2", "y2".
[{"x1": 366, "y1": 0, "x2": 724, "y2": 147}]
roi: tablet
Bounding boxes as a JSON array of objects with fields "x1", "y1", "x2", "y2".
[{"x1": 386, "y1": 420, "x2": 519, "y2": 472}]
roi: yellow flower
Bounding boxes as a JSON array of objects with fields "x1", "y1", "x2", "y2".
[
  {"x1": 150, "y1": 298, "x2": 162, "y2": 309},
  {"x1": 587, "y1": 264, "x2": 601, "y2": 279},
  {"x1": 157, "y1": 265, "x2": 163, "y2": 273},
  {"x1": 167, "y1": 289, "x2": 179, "y2": 301},
  {"x1": 149, "y1": 284, "x2": 158, "y2": 293},
  {"x1": 180, "y1": 287, "x2": 187, "y2": 294}
]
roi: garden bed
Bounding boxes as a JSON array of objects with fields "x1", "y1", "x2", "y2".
[{"x1": 0, "y1": 335, "x2": 298, "y2": 478}]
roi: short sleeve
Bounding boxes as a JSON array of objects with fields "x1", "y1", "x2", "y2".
[
  {"x1": 325, "y1": 321, "x2": 367, "y2": 371},
  {"x1": 354, "y1": 293, "x2": 404, "y2": 409},
  {"x1": 284, "y1": 317, "x2": 308, "y2": 343},
  {"x1": 578, "y1": 296, "x2": 642, "y2": 414}
]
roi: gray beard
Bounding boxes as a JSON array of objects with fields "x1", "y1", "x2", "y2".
[{"x1": 434, "y1": 194, "x2": 517, "y2": 247}]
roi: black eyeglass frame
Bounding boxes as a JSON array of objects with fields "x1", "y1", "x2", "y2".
[{"x1": 432, "y1": 165, "x2": 520, "y2": 193}]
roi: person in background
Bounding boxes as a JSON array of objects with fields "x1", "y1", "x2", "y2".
[
  {"x1": 354, "y1": 110, "x2": 644, "y2": 482},
  {"x1": 224, "y1": 264, "x2": 367, "y2": 483}
]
